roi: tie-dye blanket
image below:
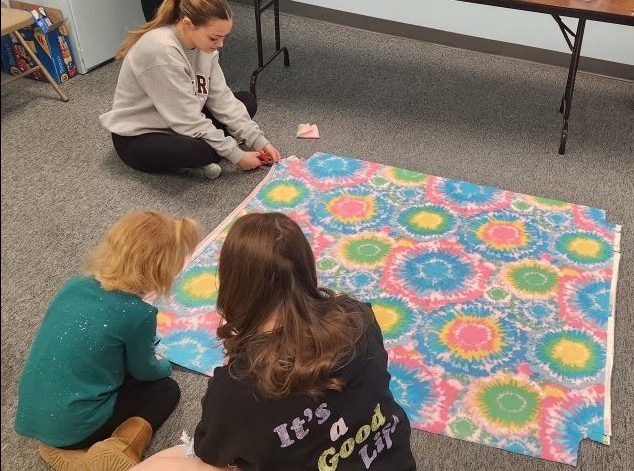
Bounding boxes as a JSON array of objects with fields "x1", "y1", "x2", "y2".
[{"x1": 154, "y1": 153, "x2": 620, "y2": 466}]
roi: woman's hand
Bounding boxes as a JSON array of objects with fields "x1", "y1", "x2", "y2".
[
  {"x1": 262, "y1": 144, "x2": 282, "y2": 163},
  {"x1": 238, "y1": 151, "x2": 263, "y2": 170}
]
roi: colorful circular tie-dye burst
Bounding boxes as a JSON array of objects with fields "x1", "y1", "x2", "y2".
[
  {"x1": 500, "y1": 260, "x2": 560, "y2": 300},
  {"x1": 466, "y1": 374, "x2": 541, "y2": 435},
  {"x1": 396, "y1": 205, "x2": 456, "y2": 239},
  {"x1": 555, "y1": 232, "x2": 612, "y2": 266},
  {"x1": 366, "y1": 296, "x2": 418, "y2": 343},
  {"x1": 172, "y1": 267, "x2": 219, "y2": 311},
  {"x1": 418, "y1": 304, "x2": 527, "y2": 377},
  {"x1": 309, "y1": 186, "x2": 391, "y2": 234},
  {"x1": 259, "y1": 179, "x2": 310, "y2": 210},
  {"x1": 382, "y1": 166, "x2": 429, "y2": 187},
  {"x1": 532, "y1": 329, "x2": 605, "y2": 386},
  {"x1": 382, "y1": 240, "x2": 494, "y2": 311},
  {"x1": 460, "y1": 211, "x2": 546, "y2": 261},
  {"x1": 427, "y1": 176, "x2": 512, "y2": 215},
  {"x1": 335, "y1": 232, "x2": 393, "y2": 269}
]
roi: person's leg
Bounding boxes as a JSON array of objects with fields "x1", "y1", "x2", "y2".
[
  {"x1": 112, "y1": 133, "x2": 222, "y2": 173},
  {"x1": 234, "y1": 91, "x2": 257, "y2": 119},
  {"x1": 131, "y1": 446, "x2": 230, "y2": 471},
  {"x1": 111, "y1": 377, "x2": 180, "y2": 432},
  {"x1": 62, "y1": 377, "x2": 180, "y2": 450},
  {"x1": 204, "y1": 91, "x2": 258, "y2": 134}
]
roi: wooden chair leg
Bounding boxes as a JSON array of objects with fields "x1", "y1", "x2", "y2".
[{"x1": 12, "y1": 30, "x2": 69, "y2": 102}]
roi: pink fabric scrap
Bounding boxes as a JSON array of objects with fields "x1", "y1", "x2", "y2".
[{"x1": 296, "y1": 123, "x2": 320, "y2": 139}]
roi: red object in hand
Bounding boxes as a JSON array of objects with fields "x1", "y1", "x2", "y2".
[{"x1": 257, "y1": 150, "x2": 274, "y2": 165}]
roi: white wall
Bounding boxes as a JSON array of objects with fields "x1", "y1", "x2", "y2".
[
  {"x1": 294, "y1": 0, "x2": 634, "y2": 65},
  {"x1": 35, "y1": 0, "x2": 145, "y2": 73}
]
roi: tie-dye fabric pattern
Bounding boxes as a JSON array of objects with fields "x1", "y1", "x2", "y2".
[{"x1": 153, "y1": 154, "x2": 620, "y2": 465}]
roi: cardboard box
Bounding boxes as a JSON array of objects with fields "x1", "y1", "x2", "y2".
[
  {"x1": 0, "y1": 1, "x2": 77, "y2": 83},
  {"x1": 1, "y1": 34, "x2": 17, "y2": 74}
]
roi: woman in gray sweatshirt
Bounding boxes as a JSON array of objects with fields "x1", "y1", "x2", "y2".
[{"x1": 100, "y1": 0, "x2": 281, "y2": 180}]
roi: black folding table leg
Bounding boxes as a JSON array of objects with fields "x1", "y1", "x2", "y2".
[
  {"x1": 250, "y1": 0, "x2": 290, "y2": 97},
  {"x1": 558, "y1": 19, "x2": 586, "y2": 155}
]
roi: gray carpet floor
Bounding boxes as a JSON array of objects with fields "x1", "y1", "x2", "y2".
[{"x1": 2, "y1": 3, "x2": 633, "y2": 470}]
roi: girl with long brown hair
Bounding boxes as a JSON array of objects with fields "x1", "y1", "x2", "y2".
[
  {"x1": 132, "y1": 213, "x2": 415, "y2": 471},
  {"x1": 100, "y1": 0, "x2": 282, "y2": 180}
]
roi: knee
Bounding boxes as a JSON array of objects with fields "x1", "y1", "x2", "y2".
[
  {"x1": 234, "y1": 91, "x2": 257, "y2": 118},
  {"x1": 159, "y1": 377, "x2": 181, "y2": 409},
  {"x1": 182, "y1": 138, "x2": 212, "y2": 158}
]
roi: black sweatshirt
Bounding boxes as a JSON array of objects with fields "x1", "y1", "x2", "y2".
[{"x1": 194, "y1": 315, "x2": 416, "y2": 471}]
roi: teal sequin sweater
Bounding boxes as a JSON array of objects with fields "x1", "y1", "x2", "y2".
[{"x1": 15, "y1": 276, "x2": 171, "y2": 447}]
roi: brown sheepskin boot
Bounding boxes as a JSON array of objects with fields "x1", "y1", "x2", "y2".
[
  {"x1": 84, "y1": 417, "x2": 153, "y2": 471},
  {"x1": 37, "y1": 443, "x2": 89, "y2": 471},
  {"x1": 84, "y1": 438, "x2": 138, "y2": 471},
  {"x1": 110, "y1": 416, "x2": 153, "y2": 462}
]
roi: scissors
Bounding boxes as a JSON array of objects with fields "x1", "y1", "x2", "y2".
[{"x1": 257, "y1": 150, "x2": 274, "y2": 165}]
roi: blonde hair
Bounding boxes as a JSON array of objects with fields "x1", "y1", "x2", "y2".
[
  {"x1": 117, "y1": 0, "x2": 233, "y2": 59},
  {"x1": 86, "y1": 211, "x2": 200, "y2": 296}
]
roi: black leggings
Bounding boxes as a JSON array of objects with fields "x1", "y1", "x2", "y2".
[
  {"x1": 112, "y1": 91, "x2": 257, "y2": 173},
  {"x1": 60, "y1": 377, "x2": 180, "y2": 450}
]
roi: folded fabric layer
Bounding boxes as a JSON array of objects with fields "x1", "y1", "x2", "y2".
[{"x1": 296, "y1": 123, "x2": 320, "y2": 139}]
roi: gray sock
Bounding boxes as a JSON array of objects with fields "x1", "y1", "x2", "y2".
[{"x1": 180, "y1": 163, "x2": 222, "y2": 180}]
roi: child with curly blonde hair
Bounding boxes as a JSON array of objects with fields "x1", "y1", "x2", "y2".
[{"x1": 15, "y1": 211, "x2": 200, "y2": 471}]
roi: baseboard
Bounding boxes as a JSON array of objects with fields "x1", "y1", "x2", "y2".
[{"x1": 231, "y1": 0, "x2": 634, "y2": 81}]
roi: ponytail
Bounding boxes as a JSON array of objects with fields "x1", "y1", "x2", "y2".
[{"x1": 116, "y1": 0, "x2": 232, "y2": 59}]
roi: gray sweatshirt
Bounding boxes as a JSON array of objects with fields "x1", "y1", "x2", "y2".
[{"x1": 99, "y1": 26, "x2": 269, "y2": 164}]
